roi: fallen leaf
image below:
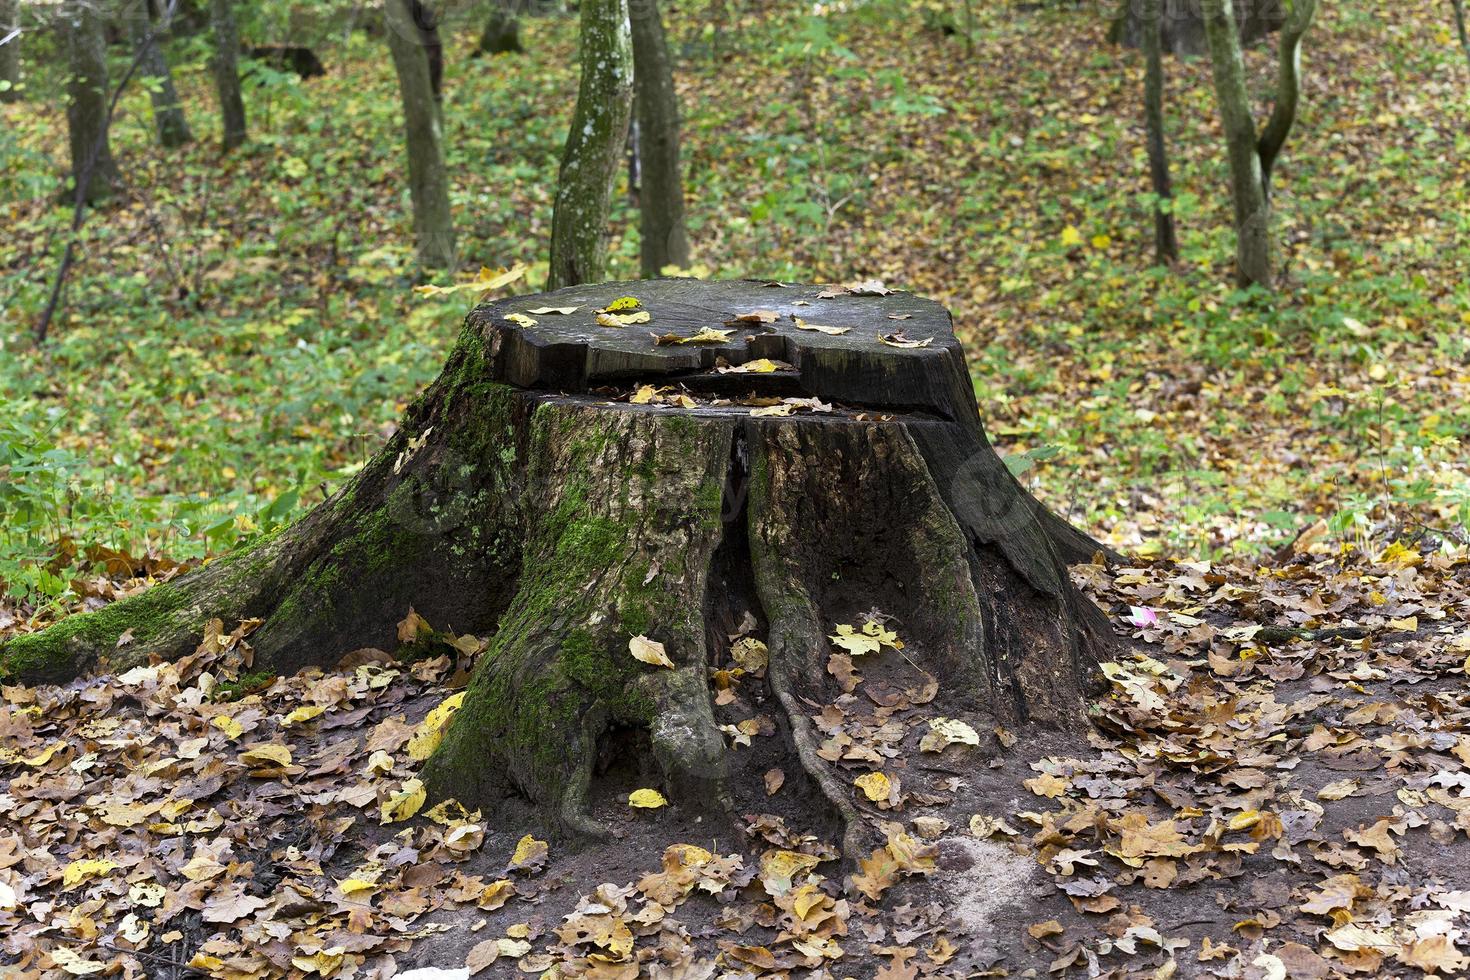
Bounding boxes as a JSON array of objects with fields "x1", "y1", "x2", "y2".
[{"x1": 629, "y1": 635, "x2": 675, "y2": 669}]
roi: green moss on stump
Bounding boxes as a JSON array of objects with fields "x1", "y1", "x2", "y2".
[{"x1": 0, "y1": 583, "x2": 191, "y2": 683}]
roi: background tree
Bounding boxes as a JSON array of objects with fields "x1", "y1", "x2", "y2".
[
  {"x1": 1112, "y1": 0, "x2": 1283, "y2": 57},
  {"x1": 1201, "y1": 0, "x2": 1318, "y2": 289},
  {"x1": 547, "y1": 0, "x2": 633, "y2": 288},
  {"x1": 409, "y1": 0, "x2": 444, "y2": 103},
  {"x1": 0, "y1": 0, "x2": 20, "y2": 103},
  {"x1": 1452, "y1": 0, "x2": 1470, "y2": 70},
  {"x1": 130, "y1": 0, "x2": 193, "y2": 148},
  {"x1": 209, "y1": 0, "x2": 247, "y2": 150},
  {"x1": 1141, "y1": 0, "x2": 1179, "y2": 265},
  {"x1": 65, "y1": 0, "x2": 124, "y2": 205},
  {"x1": 385, "y1": 0, "x2": 456, "y2": 268},
  {"x1": 629, "y1": 0, "x2": 690, "y2": 277},
  {"x1": 476, "y1": 0, "x2": 523, "y2": 55}
]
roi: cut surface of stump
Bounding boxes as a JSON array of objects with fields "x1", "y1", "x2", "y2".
[{"x1": 1, "y1": 278, "x2": 1114, "y2": 847}]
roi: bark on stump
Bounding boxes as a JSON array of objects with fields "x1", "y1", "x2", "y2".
[{"x1": 0, "y1": 279, "x2": 1113, "y2": 846}]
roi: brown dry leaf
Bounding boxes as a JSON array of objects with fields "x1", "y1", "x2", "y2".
[
  {"x1": 1027, "y1": 919, "x2": 1064, "y2": 939},
  {"x1": 764, "y1": 768, "x2": 785, "y2": 796},
  {"x1": 725, "y1": 309, "x2": 779, "y2": 325}
]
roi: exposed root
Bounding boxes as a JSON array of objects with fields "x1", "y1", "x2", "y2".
[{"x1": 770, "y1": 663, "x2": 868, "y2": 868}]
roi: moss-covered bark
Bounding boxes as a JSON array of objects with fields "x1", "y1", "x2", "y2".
[{"x1": 546, "y1": 0, "x2": 633, "y2": 288}]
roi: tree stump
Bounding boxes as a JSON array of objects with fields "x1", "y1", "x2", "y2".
[{"x1": 1, "y1": 279, "x2": 1113, "y2": 844}]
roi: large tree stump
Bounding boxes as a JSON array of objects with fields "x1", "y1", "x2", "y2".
[{"x1": 0, "y1": 279, "x2": 1113, "y2": 842}]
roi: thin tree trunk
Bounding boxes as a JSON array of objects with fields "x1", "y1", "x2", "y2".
[
  {"x1": 1256, "y1": 0, "x2": 1318, "y2": 193},
  {"x1": 1141, "y1": 0, "x2": 1178, "y2": 266},
  {"x1": 1200, "y1": 0, "x2": 1271, "y2": 289},
  {"x1": 131, "y1": 0, "x2": 193, "y2": 148},
  {"x1": 409, "y1": 0, "x2": 443, "y2": 103},
  {"x1": 630, "y1": 0, "x2": 690, "y2": 277},
  {"x1": 547, "y1": 0, "x2": 633, "y2": 289},
  {"x1": 1454, "y1": 0, "x2": 1470, "y2": 71},
  {"x1": 0, "y1": 0, "x2": 20, "y2": 103},
  {"x1": 209, "y1": 0, "x2": 247, "y2": 151},
  {"x1": 65, "y1": 0, "x2": 125, "y2": 205},
  {"x1": 385, "y1": 0, "x2": 456, "y2": 269}
]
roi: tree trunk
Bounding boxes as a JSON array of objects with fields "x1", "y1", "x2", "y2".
[
  {"x1": 546, "y1": 0, "x2": 633, "y2": 289},
  {"x1": 630, "y1": 0, "x2": 691, "y2": 277},
  {"x1": 1201, "y1": 0, "x2": 1270, "y2": 288},
  {"x1": 1200, "y1": 0, "x2": 1317, "y2": 290},
  {"x1": 385, "y1": 0, "x2": 456, "y2": 269},
  {"x1": 1141, "y1": 0, "x2": 1179, "y2": 266},
  {"x1": 209, "y1": 0, "x2": 247, "y2": 151},
  {"x1": 64, "y1": 0, "x2": 125, "y2": 205},
  {"x1": 0, "y1": 280, "x2": 1113, "y2": 850},
  {"x1": 130, "y1": 0, "x2": 193, "y2": 149},
  {"x1": 1454, "y1": 0, "x2": 1470, "y2": 71},
  {"x1": 476, "y1": 1, "x2": 523, "y2": 55},
  {"x1": 408, "y1": 0, "x2": 444, "y2": 102},
  {"x1": 1111, "y1": 0, "x2": 1283, "y2": 57},
  {"x1": 0, "y1": 0, "x2": 20, "y2": 103}
]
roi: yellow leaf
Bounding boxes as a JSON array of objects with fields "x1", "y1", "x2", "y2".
[
  {"x1": 238, "y1": 744, "x2": 292, "y2": 768},
  {"x1": 504, "y1": 312, "x2": 537, "y2": 327},
  {"x1": 413, "y1": 263, "x2": 527, "y2": 298},
  {"x1": 407, "y1": 691, "x2": 467, "y2": 761},
  {"x1": 919, "y1": 718, "x2": 981, "y2": 752},
  {"x1": 280, "y1": 704, "x2": 326, "y2": 727},
  {"x1": 478, "y1": 879, "x2": 516, "y2": 910},
  {"x1": 629, "y1": 788, "x2": 668, "y2": 809},
  {"x1": 337, "y1": 877, "x2": 379, "y2": 896},
  {"x1": 854, "y1": 771, "x2": 891, "y2": 802},
  {"x1": 792, "y1": 317, "x2": 850, "y2": 335},
  {"x1": 629, "y1": 635, "x2": 675, "y2": 669},
  {"x1": 601, "y1": 296, "x2": 642, "y2": 312},
  {"x1": 62, "y1": 858, "x2": 119, "y2": 889},
  {"x1": 290, "y1": 948, "x2": 346, "y2": 977},
  {"x1": 630, "y1": 384, "x2": 660, "y2": 405},
  {"x1": 508, "y1": 834, "x2": 549, "y2": 872},
  {"x1": 1090, "y1": 233, "x2": 1112, "y2": 249},
  {"x1": 759, "y1": 850, "x2": 822, "y2": 895},
  {"x1": 51, "y1": 948, "x2": 107, "y2": 976},
  {"x1": 211, "y1": 715, "x2": 243, "y2": 739},
  {"x1": 596, "y1": 311, "x2": 651, "y2": 327},
  {"x1": 380, "y1": 778, "x2": 426, "y2": 824},
  {"x1": 653, "y1": 327, "x2": 733, "y2": 345},
  {"x1": 1060, "y1": 225, "x2": 1083, "y2": 247},
  {"x1": 1228, "y1": 810, "x2": 1261, "y2": 831},
  {"x1": 526, "y1": 306, "x2": 579, "y2": 315}
]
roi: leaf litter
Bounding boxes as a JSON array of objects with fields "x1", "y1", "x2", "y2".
[{"x1": 4, "y1": 534, "x2": 1470, "y2": 977}]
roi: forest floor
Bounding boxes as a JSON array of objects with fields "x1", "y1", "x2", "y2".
[
  {"x1": 2, "y1": 537, "x2": 1468, "y2": 979},
  {"x1": 2, "y1": 0, "x2": 1470, "y2": 977}
]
